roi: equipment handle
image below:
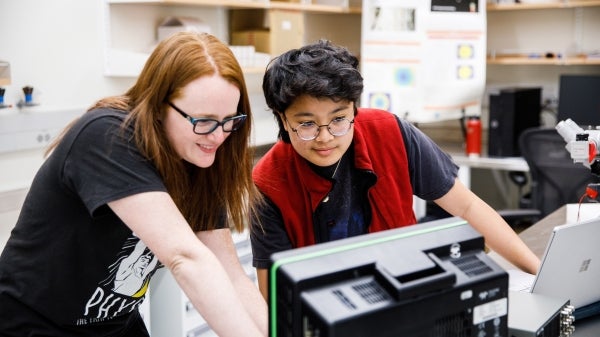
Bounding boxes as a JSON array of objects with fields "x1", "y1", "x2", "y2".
[{"x1": 374, "y1": 254, "x2": 456, "y2": 302}]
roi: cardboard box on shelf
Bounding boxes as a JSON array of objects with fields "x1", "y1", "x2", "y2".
[
  {"x1": 231, "y1": 30, "x2": 271, "y2": 54},
  {"x1": 229, "y1": 8, "x2": 305, "y2": 56},
  {"x1": 157, "y1": 16, "x2": 211, "y2": 42},
  {"x1": 269, "y1": 9, "x2": 304, "y2": 56},
  {"x1": 271, "y1": 0, "x2": 360, "y2": 6}
]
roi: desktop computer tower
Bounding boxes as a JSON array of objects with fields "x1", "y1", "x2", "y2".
[{"x1": 488, "y1": 87, "x2": 541, "y2": 157}]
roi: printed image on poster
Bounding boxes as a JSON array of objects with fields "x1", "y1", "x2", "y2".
[{"x1": 431, "y1": 0, "x2": 479, "y2": 13}]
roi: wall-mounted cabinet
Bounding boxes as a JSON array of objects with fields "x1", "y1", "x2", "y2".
[{"x1": 102, "y1": 0, "x2": 362, "y2": 78}]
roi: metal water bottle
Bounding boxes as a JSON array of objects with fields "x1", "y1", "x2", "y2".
[{"x1": 466, "y1": 116, "x2": 481, "y2": 157}]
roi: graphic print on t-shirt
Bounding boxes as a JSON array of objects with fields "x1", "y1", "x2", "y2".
[{"x1": 77, "y1": 235, "x2": 161, "y2": 325}]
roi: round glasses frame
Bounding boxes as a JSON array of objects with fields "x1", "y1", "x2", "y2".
[
  {"x1": 168, "y1": 102, "x2": 247, "y2": 135},
  {"x1": 288, "y1": 117, "x2": 355, "y2": 141}
]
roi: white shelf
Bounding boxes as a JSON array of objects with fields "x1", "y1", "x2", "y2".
[
  {"x1": 487, "y1": 3, "x2": 600, "y2": 67},
  {"x1": 488, "y1": 0, "x2": 600, "y2": 11},
  {"x1": 485, "y1": 1, "x2": 600, "y2": 107},
  {"x1": 102, "y1": 0, "x2": 361, "y2": 77},
  {"x1": 487, "y1": 54, "x2": 600, "y2": 65},
  {"x1": 106, "y1": 0, "x2": 361, "y2": 13}
]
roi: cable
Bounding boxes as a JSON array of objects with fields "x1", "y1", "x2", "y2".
[{"x1": 577, "y1": 183, "x2": 600, "y2": 222}]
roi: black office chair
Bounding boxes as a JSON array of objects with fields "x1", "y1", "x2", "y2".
[
  {"x1": 518, "y1": 127, "x2": 597, "y2": 217},
  {"x1": 419, "y1": 127, "x2": 595, "y2": 227}
]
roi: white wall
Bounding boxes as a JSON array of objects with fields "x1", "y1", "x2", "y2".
[
  {"x1": 0, "y1": 0, "x2": 137, "y2": 188},
  {"x1": 0, "y1": 0, "x2": 134, "y2": 111}
]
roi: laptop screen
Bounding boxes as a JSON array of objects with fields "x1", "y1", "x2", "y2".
[{"x1": 532, "y1": 217, "x2": 600, "y2": 311}]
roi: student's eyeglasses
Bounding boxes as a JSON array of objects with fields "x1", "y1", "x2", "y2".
[
  {"x1": 168, "y1": 102, "x2": 247, "y2": 135},
  {"x1": 287, "y1": 117, "x2": 354, "y2": 141}
]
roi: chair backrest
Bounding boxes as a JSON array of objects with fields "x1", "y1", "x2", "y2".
[{"x1": 519, "y1": 127, "x2": 595, "y2": 217}]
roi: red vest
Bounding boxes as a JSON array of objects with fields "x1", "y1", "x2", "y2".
[{"x1": 253, "y1": 108, "x2": 416, "y2": 248}]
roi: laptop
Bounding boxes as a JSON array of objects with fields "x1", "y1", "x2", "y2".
[{"x1": 508, "y1": 216, "x2": 600, "y2": 318}]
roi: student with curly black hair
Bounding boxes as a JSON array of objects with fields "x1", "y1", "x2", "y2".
[{"x1": 250, "y1": 40, "x2": 540, "y2": 299}]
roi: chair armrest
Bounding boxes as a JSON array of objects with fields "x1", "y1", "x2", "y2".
[{"x1": 497, "y1": 208, "x2": 542, "y2": 228}]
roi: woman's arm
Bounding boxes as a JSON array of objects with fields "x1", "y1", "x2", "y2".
[
  {"x1": 435, "y1": 178, "x2": 541, "y2": 275},
  {"x1": 108, "y1": 191, "x2": 265, "y2": 337},
  {"x1": 197, "y1": 229, "x2": 268, "y2": 336}
]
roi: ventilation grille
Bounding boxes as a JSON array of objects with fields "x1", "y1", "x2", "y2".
[
  {"x1": 451, "y1": 255, "x2": 492, "y2": 277},
  {"x1": 352, "y1": 279, "x2": 390, "y2": 304},
  {"x1": 329, "y1": 279, "x2": 391, "y2": 310},
  {"x1": 429, "y1": 311, "x2": 471, "y2": 337}
]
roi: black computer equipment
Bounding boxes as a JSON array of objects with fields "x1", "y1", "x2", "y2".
[
  {"x1": 557, "y1": 74, "x2": 600, "y2": 128},
  {"x1": 268, "y1": 217, "x2": 509, "y2": 337},
  {"x1": 488, "y1": 87, "x2": 541, "y2": 157}
]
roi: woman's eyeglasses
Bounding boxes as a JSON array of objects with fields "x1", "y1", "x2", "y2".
[{"x1": 168, "y1": 102, "x2": 246, "y2": 135}]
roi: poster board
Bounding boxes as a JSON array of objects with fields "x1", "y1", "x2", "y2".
[{"x1": 360, "y1": 0, "x2": 486, "y2": 123}]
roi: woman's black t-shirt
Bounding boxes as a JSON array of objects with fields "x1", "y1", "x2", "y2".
[{"x1": 0, "y1": 108, "x2": 167, "y2": 336}]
